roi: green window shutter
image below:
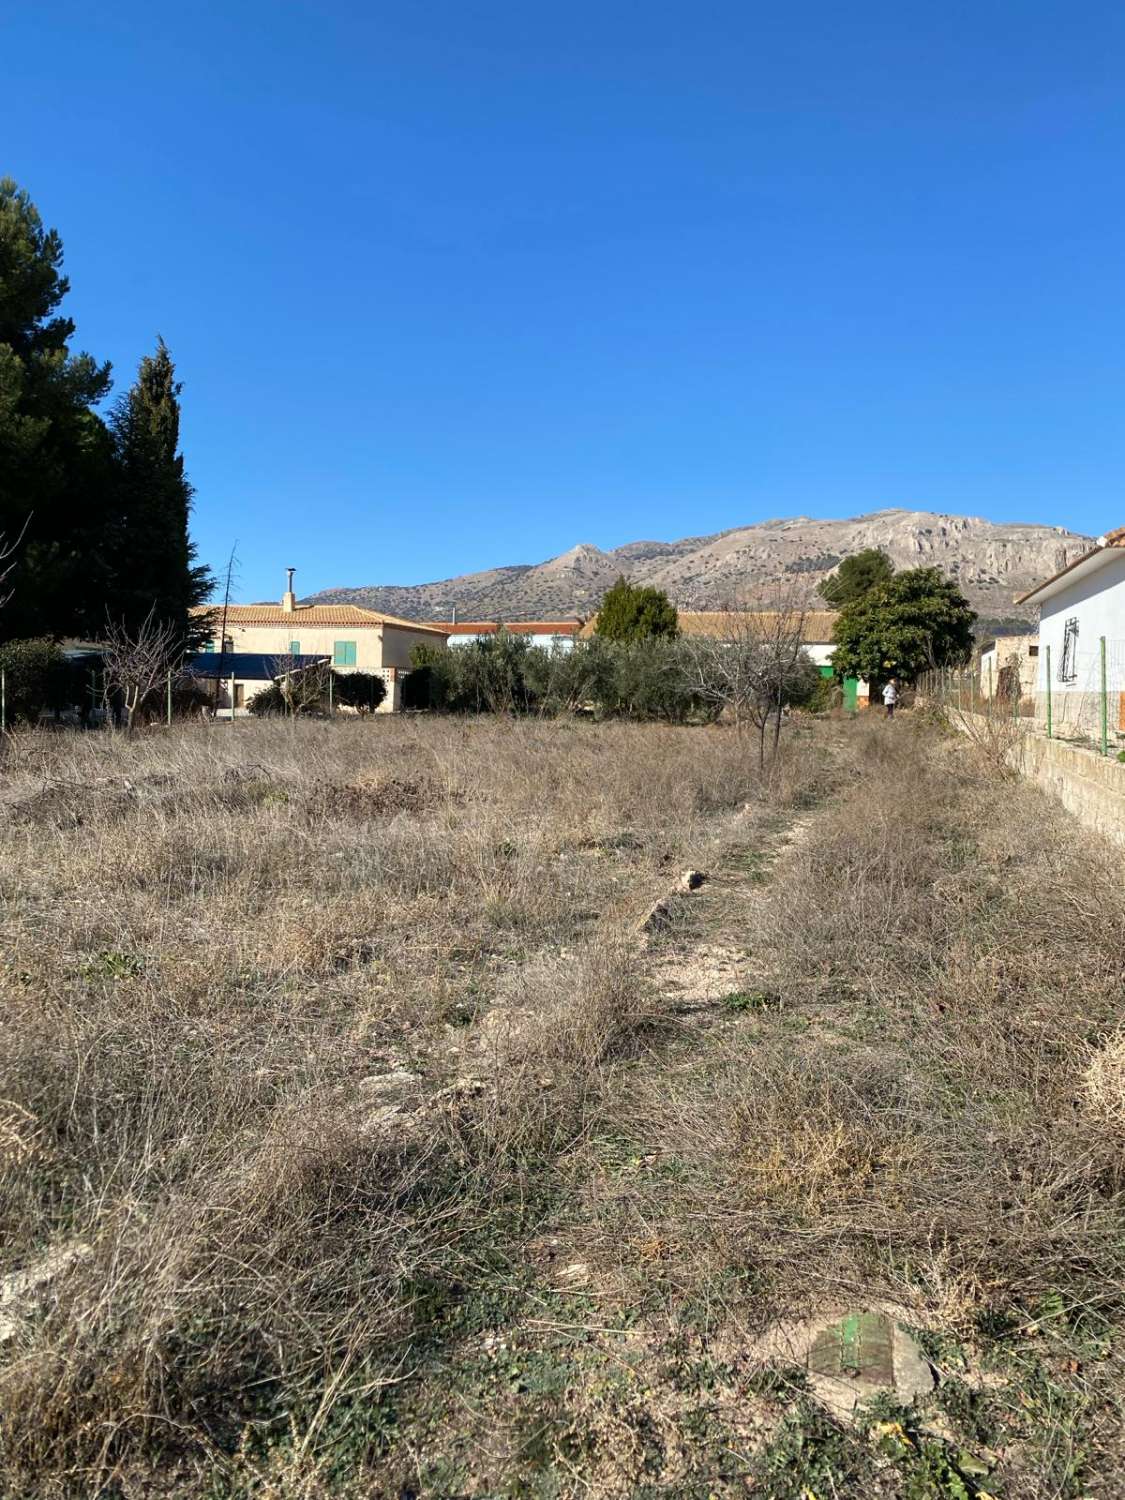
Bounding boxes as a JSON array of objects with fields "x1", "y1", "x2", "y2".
[
  {"x1": 334, "y1": 640, "x2": 356, "y2": 666},
  {"x1": 289, "y1": 640, "x2": 300, "y2": 655}
]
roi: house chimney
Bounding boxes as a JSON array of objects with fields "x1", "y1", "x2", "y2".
[
  {"x1": 451, "y1": 604, "x2": 457, "y2": 626},
  {"x1": 282, "y1": 566, "x2": 296, "y2": 613}
]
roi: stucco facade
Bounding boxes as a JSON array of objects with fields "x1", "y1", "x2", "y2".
[
  {"x1": 1018, "y1": 529, "x2": 1125, "y2": 739},
  {"x1": 978, "y1": 633, "x2": 1040, "y2": 700},
  {"x1": 190, "y1": 596, "x2": 447, "y2": 714}
]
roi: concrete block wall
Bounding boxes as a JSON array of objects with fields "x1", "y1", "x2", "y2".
[{"x1": 953, "y1": 711, "x2": 1125, "y2": 849}]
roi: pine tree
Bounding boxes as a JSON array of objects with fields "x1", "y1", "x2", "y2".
[
  {"x1": 0, "y1": 178, "x2": 113, "y2": 637},
  {"x1": 107, "y1": 340, "x2": 213, "y2": 641},
  {"x1": 817, "y1": 548, "x2": 894, "y2": 607}
]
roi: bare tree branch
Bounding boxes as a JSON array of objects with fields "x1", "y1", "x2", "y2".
[
  {"x1": 680, "y1": 584, "x2": 817, "y2": 769},
  {"x1": 101, "y1": 609, "x2": 187, "y2": 731},
  {"x1": 0, "y1": 514, "x2": 33, "y2": 612}
]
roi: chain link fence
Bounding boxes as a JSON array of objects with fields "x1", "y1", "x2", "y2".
[{"x1": 918, "y1": 636, "x2": 1125, "y2": 758}]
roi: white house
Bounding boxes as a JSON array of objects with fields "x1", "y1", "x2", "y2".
[
  {"x1": 425, "y1": 619, "x2": 582, "y2": 652},
  {"x1": 1016, "y1": 526, "x2": 1125, "y2": 738}
]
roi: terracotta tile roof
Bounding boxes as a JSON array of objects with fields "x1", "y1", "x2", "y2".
[
  {"x1": 577, "y1": 610, "x2": 839, "y2": 642},
  {"x1": 424, "y1": 620, "x2": 583, "y2": 636},
  {"x1": 190, "y1": 604, "x2": 449, "y2": 635}
]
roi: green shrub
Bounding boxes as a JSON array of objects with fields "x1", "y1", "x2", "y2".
[
  {"x1": 0, "y1": 638, "x2": 72, "y2": 723},
  {"x1": 800, "y1": 673, "x2": 838, "y2": 714},
  {"x1": 332, "y1": 671, "x2": 386, "y2": 713},
  {"x1": 248, "y1": 682, "x2": 286, "y2": 716},
  {"x1": 404, "y1": 644, "x2": 459, "y2": 710}
]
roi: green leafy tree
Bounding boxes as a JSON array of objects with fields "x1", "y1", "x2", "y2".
[
  {"x1": 594, "y1": 577, "x2": 679, "y2": 642},
  {"x1": 604, "y1": 638, "x2": 706, "y2": 721},
  {"x1": 454, "y1": 630, "x2": 542, "y2": 713},
  {"x1": 817, "y1": 548, "x2": 894, "y2": 608},
  {"x1": 106, "y1": 340, "x2": 212, "y2": 643},
  {"x1": 525, "y1": 637, "x2": 615, "y2": 715},
  {"x1": 0, "y1": 178, "x2": 114, "y2": 637},
  {"x1": 831, "y1": 567, "x2": 975, "y2": 684}
]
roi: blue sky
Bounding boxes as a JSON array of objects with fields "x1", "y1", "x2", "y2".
[{"x1": 6, "y1": 1, "x2": 1125, "y2": 601}]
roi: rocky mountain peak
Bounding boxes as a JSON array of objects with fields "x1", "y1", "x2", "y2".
[{"x1": 307, "y1": 509, "x2": 1093, "y2": 628}]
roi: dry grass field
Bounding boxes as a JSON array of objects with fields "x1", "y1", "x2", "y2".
[{"x1": 0, "y1": 713, "x2": 1123, "y2": 1498}]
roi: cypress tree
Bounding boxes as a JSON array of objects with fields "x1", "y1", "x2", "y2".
[
  {"x1": 107, "y1": 339, "x2": 213, "y2": 640},
  {"x1": 594, "y1": 577, "x2": 680, "y2": 642},
  {"x1": 0, "y1": 178, "x2": 113, "y2": 637}
]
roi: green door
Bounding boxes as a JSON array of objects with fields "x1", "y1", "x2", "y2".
[{"x1": 842, "y1": 676, "x2": 858, "y2": 713}]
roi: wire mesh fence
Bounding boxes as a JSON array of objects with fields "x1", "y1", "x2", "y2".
[{"x1": 917, "y1": 636, "x2": 1125, "y2": 758}]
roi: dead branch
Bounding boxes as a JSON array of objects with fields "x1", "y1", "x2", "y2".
[
  {"x1": 0, "y1": 514, "x2": 33, "y2": 611},
  {"x1": 101, "y1": 609, "x2": 187, "y2": 731}
]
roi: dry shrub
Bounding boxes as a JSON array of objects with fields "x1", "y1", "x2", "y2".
[
  {"x1": 730, "y1": 1052, "x2": 929, "y2": 1219},
  {"x1": 1083, "y1": 1033, "x2": 1125, "y2": 1139},
  {"x1": 740, "y1": 726, "x2": 1125, "y2": 1315},
  {"x1": 584, "y1": 717, "x2": 1125, "y2": 1364},
  {"x1": 0, "y1": 714, "x2": 793, "y2": 1492}
]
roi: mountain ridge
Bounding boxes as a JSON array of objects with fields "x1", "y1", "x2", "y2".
[{"x1": 305, "y1": 509, "x2": 1091, "y2": 625}]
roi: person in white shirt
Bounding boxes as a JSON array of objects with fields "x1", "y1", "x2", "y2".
[{"x1": 882, "y1": 678, "x2": 898, "y2": 718}]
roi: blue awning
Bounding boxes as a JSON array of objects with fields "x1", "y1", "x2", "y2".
[{"x1": 185, "y1": 653, "x2": 330, "y2": 680}]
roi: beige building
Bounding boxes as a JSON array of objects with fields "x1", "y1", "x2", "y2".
[
  {"x1": 191, "y1": 574, "x2": 448, "y2": 714},
  {"x1": 977, "y1": 633, "x2": 1039, "y2": 702}
]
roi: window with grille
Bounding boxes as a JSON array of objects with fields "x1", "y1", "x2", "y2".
[{"x1": 1059, "y1": 618, "x2": 1079, "y2": 683}]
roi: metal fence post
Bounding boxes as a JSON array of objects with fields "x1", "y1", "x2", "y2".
[
  {"x1": 1100, "y1": 635, "x2": 1108, "y2": 756},
  {"x1": 166, "y1": 670, "x2": 173, "y2": 728},
  {"x1": 1, "y1": 668, "x2": 5, "y2": 734},
  {"x1": 1045, "y1": 645, "x2": 1052, "y2": 739},
  {"x1": 987, "y1": 657, "x2": 993, "y2": 708},
  {"x1": 328, "y1": 670, "x2": 334, "y2": 718}
]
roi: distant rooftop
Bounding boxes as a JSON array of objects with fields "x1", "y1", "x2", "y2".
[
  {"x1": 423, "y1": 619, "x2": 583, "y2": 637},
  {"x1": 577, "y1": 610, "x2": 839, "y2": 642}
]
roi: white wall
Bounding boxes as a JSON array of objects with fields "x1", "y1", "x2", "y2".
[
  {"x1": 1037, "y1": 552, "x2": 1125, "y2": 696},
  {"x1": 447, "y1": 630, "x2": 575, "y2": 652},
  {"x1": 1033, "y1": 552, "x2": 1125, "y2": 738}
]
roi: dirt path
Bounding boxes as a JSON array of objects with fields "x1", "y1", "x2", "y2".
[{"x1": 644, "y1": 807, "x2": 817, "y2": 1019}]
